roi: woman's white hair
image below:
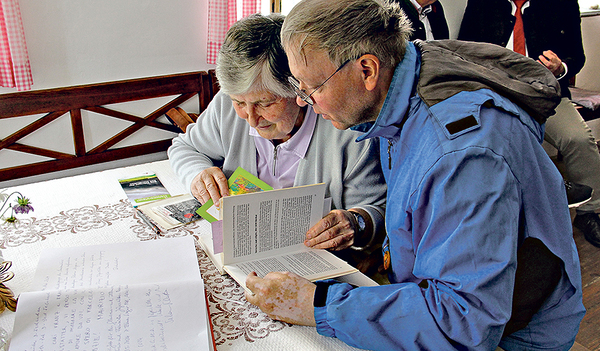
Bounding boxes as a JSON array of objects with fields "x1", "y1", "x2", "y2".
[{"x1": 216, "y1": 13, "x2": 296, "y2": 98}]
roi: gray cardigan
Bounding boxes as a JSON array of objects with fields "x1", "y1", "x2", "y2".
[{"x1": 168, "y1": 91, "x2": 387, "y2": 247}]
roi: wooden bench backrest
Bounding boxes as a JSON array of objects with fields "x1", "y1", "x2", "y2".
[{"x1": 0, "y1": 70, "x2": 219, "y2": 182}]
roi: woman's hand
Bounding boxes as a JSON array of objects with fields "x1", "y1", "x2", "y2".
[
  {"x1": 245, "y1": 271, "x2": 316, "y2": 326},
  {"x1": 190, "y1": 167, "x2": 230, "y2": 207}
]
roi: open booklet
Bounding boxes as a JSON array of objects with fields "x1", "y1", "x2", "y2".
[
  {"x1": 137, "y1": 193, "x2": 203, "y2": 231},
  {"x1": 10, "y1": 236, "x2": 215, "y2": 351},
  {"x1": 196, "y1": 181, "x2": 357, "y2": 293}
]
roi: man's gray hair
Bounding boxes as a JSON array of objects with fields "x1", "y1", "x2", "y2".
[
  {"x1": 281, "y1": 0, "x2": 412, "y2": 68},
  {"x1": 216, "y1": 13, "x2": 296, "y2": 97}
]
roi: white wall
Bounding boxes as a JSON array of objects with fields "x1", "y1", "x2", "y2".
[
  {"x1": 576, "y1": 15, "x2": 600, "y2": 92},
  {"x1": 0, "y1": 0, "x2": 214, "y2": 187},
  {"x1": 0, "y1": 0, "x2": 213, "y2": 94}
]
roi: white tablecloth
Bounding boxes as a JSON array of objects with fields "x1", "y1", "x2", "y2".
[{"x1": 0, "y1": 160, "x2": 363, "y2": 351}]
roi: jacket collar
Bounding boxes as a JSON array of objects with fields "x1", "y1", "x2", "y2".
[{"x1": 355, "y1": 42, "x2": 420, "y2": 141}]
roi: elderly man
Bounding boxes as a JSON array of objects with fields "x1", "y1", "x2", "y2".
[{"x1": 245, "y1": 0, "x2": 585, "y2": 350}]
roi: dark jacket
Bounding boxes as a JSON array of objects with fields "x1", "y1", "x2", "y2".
[
  {"x1": 457, "y1": 0, "x2": 585, "y2": 99},
  {"x1": 415, "y1": 40, "x2": 561, "y2": 124},
  {"x1": 393, "y1": 0, "x2": 449, "y2": 40}
]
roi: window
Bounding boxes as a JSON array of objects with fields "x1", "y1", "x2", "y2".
[
  {"x1": 263, "y1": 0, "x2": 301, "y2": 15},
  {"x1": 579, "y1": 0, "x2": 600, "y2": 16}
]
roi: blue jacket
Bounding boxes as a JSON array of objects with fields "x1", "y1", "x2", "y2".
[{"x1": 314, "y1": 42, "x2": 585, "y2": 350}]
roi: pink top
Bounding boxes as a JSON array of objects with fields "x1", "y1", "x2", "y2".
[{"x1": 250, "y1": 107, "x2": 317, "y2": 189}]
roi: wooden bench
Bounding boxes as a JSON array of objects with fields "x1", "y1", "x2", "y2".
[{"x1": 0, "y1": 70, "x2": 219, "y2": 183}]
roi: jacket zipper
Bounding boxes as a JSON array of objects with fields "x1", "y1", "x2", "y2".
[
  {"x1": 273, "y1": 146, "x2": 278, "y2": 176},
  {"x1": 387, "y1": 139, "x2": 393, "y2": 170}
]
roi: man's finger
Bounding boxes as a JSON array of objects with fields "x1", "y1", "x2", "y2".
[
  {"x1": 245, "y1": 290, "x2": 258, "y2": 305},
  {"x1": 245, "y1": 272, "x2": 259, "y2": 292},
  {"x1": 311, "y1": 232, "x2": 354, "y2": 250},
  {"x1": 306, "y1": 213, "x2": 336, "y2": 240}
]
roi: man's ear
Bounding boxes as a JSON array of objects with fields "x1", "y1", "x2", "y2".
[{"x1": 359, "y1": 54, "x2": 380, "y2": 91}]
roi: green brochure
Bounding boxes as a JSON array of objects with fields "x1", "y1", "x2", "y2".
[
  {"x1": 196, "y1": 167, "x2": 272, "y2": 222},
  {"x1": 118, "y1": 174, "x2": 171, "y2": 207}
]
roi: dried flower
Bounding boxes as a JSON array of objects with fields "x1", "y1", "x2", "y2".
[
  {"x1": 1, "y1": 189, "x2": 34, "y2": 227},
  {"x1": 2, "y1": 216, "x2": 17, "y2": 225},
  {"x1": 14, "y1": 196, "x2": 34, "y2": 214}
]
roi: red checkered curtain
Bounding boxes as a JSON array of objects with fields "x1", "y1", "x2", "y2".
[
  {"x1": 0, "y1": 0, "x2": 32, "y2": 91},
  {"x1": 207, "y1": 0, "x2": 260, "y2": 64}
]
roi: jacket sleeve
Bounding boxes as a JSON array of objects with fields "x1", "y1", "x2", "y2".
[
  {"x1": 563, "y1": 0, "x2": 586, "y2": 78},
  {"x1": 315, "y1": 148, "x2": 520, "y2": 350},
  {"x1": 302, "y1": 119, "x2": 387, "y2": 249},
  {"x1": 167, "y1": 92, "x2": 231, "y2": 192},
  {"x1": 550, "y1": 0, "x2": 585, "y2": 79},
  {"x1": 340, "y1": 136, "x2": 387, "y2": 247}
]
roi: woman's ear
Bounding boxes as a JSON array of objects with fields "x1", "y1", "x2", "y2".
[{"x1": 358, "y1": 54, "x2": 381, "y2": 91}]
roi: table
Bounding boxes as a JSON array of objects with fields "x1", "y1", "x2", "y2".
[{"x1": 0, "y1": 160, "x2": 367, "y2": 350}]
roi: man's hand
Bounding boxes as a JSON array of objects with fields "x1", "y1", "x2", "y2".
[
  {"x1": 537, "y1": 50, "x2": 565, "y2": 77},
  {"x1": 190, "y1": 167, "x2": 230, "y2": 207},
  {"x1": 305, "y1": 209, "x2": 356, "y2": 250},
  {"x1": 245, "y1": 271, "x2": 317, "y2": 326}
]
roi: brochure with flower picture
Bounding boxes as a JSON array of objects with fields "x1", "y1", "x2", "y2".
[{"x1": 196, "y1": 167, "x2": 272, "y2": 223}]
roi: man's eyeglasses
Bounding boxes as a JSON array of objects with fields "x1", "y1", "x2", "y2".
[{"x1": 288, "y1": 59, "x2": 350, "y2": 106}]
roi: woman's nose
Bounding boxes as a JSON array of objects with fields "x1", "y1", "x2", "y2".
[{"x1": 245, "y1": 106, "x2": 260, "y2": 127}]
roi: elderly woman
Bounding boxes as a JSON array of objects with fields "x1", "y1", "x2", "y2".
[{"x1": 168, "y1": 14, "x2": 386, "y2": 264}]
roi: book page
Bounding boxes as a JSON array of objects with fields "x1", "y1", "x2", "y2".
[
  {"x1": 29, "y1": 236, "x2": 201, "y2": 291},
  {"x1": 10, "y1": 237, "x2": 212, "y2": 351},
  {"x1": 199, "y1": 196, "x2": 332, "y2": 275},
  {"x1": 221, "y1": 183, "x2": 326, "y2": 265},
  {"x1": 11, "y1": 280, "x2": 210, "y2": 351},
  {"x1": 212, "y1": 197, "x2": 331, "y2": 255},
  {"x1": 224, "y1": 247, "x2": 357, "y2": 292}
]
